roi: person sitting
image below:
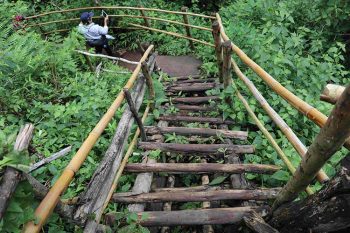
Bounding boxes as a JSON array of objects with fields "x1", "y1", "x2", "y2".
[{"x1": 78, "y1": 12, "x2": 113, "y2": 56}]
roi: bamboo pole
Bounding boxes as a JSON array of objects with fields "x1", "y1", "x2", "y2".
[
  {"x1": 23, "y1": 45, "x2": 154, "y2": 233},
  {"x1": 75, "y1": 50, "x2": 139, "y2": 64},
  {"x1": 232, "y1": 59, "x2": 329, "y2": 183},
  {"x1": 129, "y1": 23, "x2": 214, "y2": 47},
  {"x1": 28, "y1": 15, "x2": 213, "y2": 32},
  {"x1": 273, "y1": 84, "x2": 350, "y2": 209},
  {"x1": 212, "y1": 21, "x2": 223, "y2": 83},
  {"x1": 215, "y1": 13, "x2": 350, "y2": 150},
  {"x1": 141, "y1": 61, "x2": 155, "y2": 109},
  {"x1": 181, "y1": 7, "x2": 195, "y2": 50},
  {"x1": 235, "y1": 90, "x2": 313, "y2": 195},
  {"x1": 25, "y1": 6, "x2": 216, "y2": 20}
]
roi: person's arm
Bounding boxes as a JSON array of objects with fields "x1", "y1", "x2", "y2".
[{"x1": 98, "y1": 16, "x2": 109, "y2": 35}]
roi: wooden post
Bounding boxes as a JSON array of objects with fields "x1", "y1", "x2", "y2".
[
  {"x1": 212, "y1": 21, "x2": 224, "y2": 83},
  {"x1": 123, "y1": 88, "x2": 147, "y2": 141},
  {"x1": 181, "y1": 7, "x2": 195, "y2": 50},
  {"x1": 83, "y1": 54, "x2": 94, "y2": 72},
  {"x1": 273, "y1": 84, "x2": 350, "y2": 209},
  {"x1": 222, "y1": 40, "x2": 232, "y2": 103},
  {"x1": 0, "y1": 124, "x2": 34, "y2": 220},
  {"x1": 141, "y1": 61, "x2": 155, "y2": 110},
  {"x1": 139, "y1": 6, "x2": 152, "y2": 34}
]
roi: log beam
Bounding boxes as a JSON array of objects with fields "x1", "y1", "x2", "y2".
[
  {"x1": 144, "y1": 126, "x2": 248, "y2": 139},
  {"x1": 172, "y1": 96, "x2": 220, "y2": 104},
  {"x1": 166, "y1": 82, "x2": 221, "y2": 92},
  {"x1": 124, "y1": 163, "x2": 280, "y2": 174},
  {"x1": 157, "y1": 115, "x2": 235, "y2": 124}
]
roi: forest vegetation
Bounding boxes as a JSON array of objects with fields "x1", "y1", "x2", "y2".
[{"x1": 0, "y1": 0, "x2": 349, "y2": 232}]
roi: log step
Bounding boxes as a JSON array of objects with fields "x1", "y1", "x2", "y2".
[
  {"x1": 144, "y1": 126, "x2": 248, "y2": 140},
  {"x1": 112, "y1": 188, "x2": 281, "y2": 203},
  {"x1": 168, "y1": 75, "x2": 202, "y2": 80},
  {"x1": 158, "y1": 115, "x2": 235, "y2": 124},
  {"x1": 138, "y1": 142, "x2": 255, "y2": 155},
  {"x1": 172, "y1": 96, "x2": 220, "y2": 104},
  {"x1": 166, "y1": 83, "x2": 222, "y2": 92},
  {"x1": 124, "y1": 163, "x2": 280, "y2": 174},
  {"x1": 105, "y1": 207, "x2": 269, "y2": 226},
  {"x1": 172, "y1": 78, "x2": 217, "y2": 84},
  {"x1": 174, "y1": 104, "x2": 215, "y2": 112},
  {"x1": 152, "y1": 185, "x2": 220, "y2": 193}
]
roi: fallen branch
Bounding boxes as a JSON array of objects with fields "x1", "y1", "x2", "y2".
[
  {"x1": 28, "y1": 146, "x2": 72, "y2": 172},
  {"x1": 75, "y1": 50, "x2": 139, "y2": 64}
]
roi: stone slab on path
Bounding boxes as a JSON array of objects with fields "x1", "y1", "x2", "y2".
[{"x1": 119, "y1": 51, "x2": 202, "y2": 77}]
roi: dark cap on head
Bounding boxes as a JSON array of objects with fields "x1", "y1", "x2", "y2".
[{"x1": 80, "y1": 12, "x2": 94, "y2": 22}]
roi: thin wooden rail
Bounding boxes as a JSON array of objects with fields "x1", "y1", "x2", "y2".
[
  {"x1": 129, "y1": 23, "x2": 214, "y2": 47},
  {"x1": 25, "y1": 6, "x2": 216, "y2": 20},
  {"x1": 42, "y1": 27, "x2": 140, "y2": 35},
  {"x1": 23, "y1": 45, "x2": 154, "y2": 233}
]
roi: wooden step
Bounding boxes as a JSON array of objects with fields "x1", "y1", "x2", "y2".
[
  {"x1": 145, "y1": 126, "x2": 248, "y2": 140},
  {"x1": 158, "y1": 115, "x2": 235, "y2": 124},
  {"x1": 105, "y1": 206, "x2": 269, "y2": 226},
  {"x1": 168, "y1": 75, "x2": 202, "y2": 80},
  {"x1": 124, "y1": 163, "x2": 280, "y2": 174},
  {"x1": 166, "y1": 83, "x2": 222, "y2": 92},
  {"x1": 173, "y1": 104, "x2": 215, "y2": 112},
  {"x1": 172, "y1": 96, "x2": 220, "y2": 104},
  {"x1": 138, "y1": 142, "x2": 255, "y2": 155},
  {"x1": 172, "y1": 78, "x2": 217, "y2": 84},
  {"x1": 112, "y1": 188, "x2": 281, "y2": 203},
  {"x1": 152, "y1": 185, "x2": 220, "y2": 193}
]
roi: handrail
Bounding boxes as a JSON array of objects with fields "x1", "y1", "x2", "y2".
[
  {"x1": 231, "y1": 59, "x2": 329, "y2": 183},
  {"x1": 235, "y1": 88, "x2": 313, "y2": 195},
  {"x1": 28, "y1": 15, "x2": 213, "y2": 32},
  {"x1": 25, "y1": 6, "x2": 216, "y2": 20},
  {"x1": 23, "y1": 45, "x2": 154, "y2": 233},
  {"x1": 215, "y1": 13, "x2": 350, "y2": 150},
  {"x1": 129, "y1": 23, "x2": 214, "y2": 47}
]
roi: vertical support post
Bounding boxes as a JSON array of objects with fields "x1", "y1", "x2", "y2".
[
  {"x1": 83, "y1": 54, "x2": 94, "y2": 72},
  {"x1": 222, "y1": 40, "x2": 232, "y2": 104},
  {"x1": 139, "y1": 7, "x2": 152, "y2": 34},
  {"x1": 181, "y1": 6, "x2": 195, "y2": 50},
  {"x1": 141, "y1": 61, "x2": 155, "y2": 110},
  {"x1": 212, "y1": 21, "x2": 224, "y2": 83},
  {"x1": 123, "y1": 88, "x2": 147, "y2": 141},
  {"x1": 272, "y1": 84, "x2": 350, "y2": 209}
]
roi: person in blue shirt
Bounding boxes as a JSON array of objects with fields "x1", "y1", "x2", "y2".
[{"x1": 78, "y1": 12, "x2": 113, "y2": 56}]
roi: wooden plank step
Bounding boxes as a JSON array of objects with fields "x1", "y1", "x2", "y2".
[
  {"x1": 173, "y1": 104, "x2": 215, "y2": 112},
  {"x1": 158, "y1": 115, "x2": 235, "y2": 124},
  {"x1": 172, "y1": 96, "x2": 220, "y2": 104},
  {"x1": 152, "y1": 185, "x2": 220, "y2": 193},
  {"x1": 124, "y1": 163, "x2": 280, "y2": 174},
  {"x1": 105, "y1": 207, "x2": 269, "y2": 226},
  {"x1": 166, "y1": 83, "x2": 222, "y2": 92},
  {"x1": 144, "y1": 126, "x2": 248, "y2": 139},
  {"x1": 172, "y1": 78, "x2": 217, "y2": 84},
  {"x1": 112, "y1": 188, "x2": 281, "y2": 203},
  {"x1": 168, "y1": 75, "x2": 202, "y2": 80},
  {"x1": 138, "y1": 142, "x2": 255, "y2": 154}
]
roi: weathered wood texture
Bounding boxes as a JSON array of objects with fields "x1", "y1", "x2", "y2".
[
  {"x1": 320, "y1": 84, "x2": 345, "y2": 104},
  {"x1": 243, "y1": 211, "x2": 279, "y2": 233},
  {"x1": 212, "y1": 21, "x2": 224, "y2": 82},
  {"x1": 145, "y1": 126, "x2": 248, "y2": 139},
  {"x1": 28, "y1": 146, "x2": 71, "y2": 172},
  {"x1": 152, "y1": 185, "x2": 220, "y2": 193},
  {"x1": 222, "y1": 40, "x2": 232, "y2": 100},
  {"x1": 169, "y1": 78, "x2": 217, "y2": 84},
  {"x1": 112, "y1": 188, "x2": 281, "y2": 203},
  {"x1": 173, "y1": 104, "x2": 214, "y2": 112},
  {"x1": 105, "y1": 207, "x2": 269, "y2": 226},
  {"x1": 124, "y1": 163, "x2": 280, "y2": 174},
  {"x1": 271, "y1": 168, "x2": 350, "y2": 233},
  {"x1": 158, "y1": 115, "x2": 235, "y2": 124},
  {"x1": 141, "y1": 61, "x2": 155, "y2": 109},
  {"x1": 181, "y1": 7, "x2": 195, "y2": 50},
  {"x1": 0, "y1": 123, "x2": 34, "y2": 220},
  {"x1": 138, "y1": 142, "x2": 255, "y2": 154},
  {"x1": 273, "y1": 84, "x2": 350, "y2": 209},
  {"x1": 74, "y1": 76, "x2": 147, "y2": 227},
  {"x1": 172, "y1": 96, "x2": 220, "y2": 104},
  {"x1": 166, "y1": 82, "x2": 221, "y2": 92}
]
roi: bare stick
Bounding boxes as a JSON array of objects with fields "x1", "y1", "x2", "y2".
[
  {"x1": 29, "y1": 146, "x2": 72, "y2": 172},
  {"x1": 123, "y1": 88, "x2": 147, "y2": 141},
  {"x1": 75, "y1": 50, "x2": 139, "y2": 64},
  {"x1": 181, "y1": 7, "x2": 195, "y2": 50}
]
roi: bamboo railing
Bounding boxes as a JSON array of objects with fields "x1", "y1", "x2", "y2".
[
  {"x1": 23, "y1": 45, "x2": 154, "y2": 233},
  {"x1": 25, "y1": 6, "x2": 214, "y2": 47}
]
